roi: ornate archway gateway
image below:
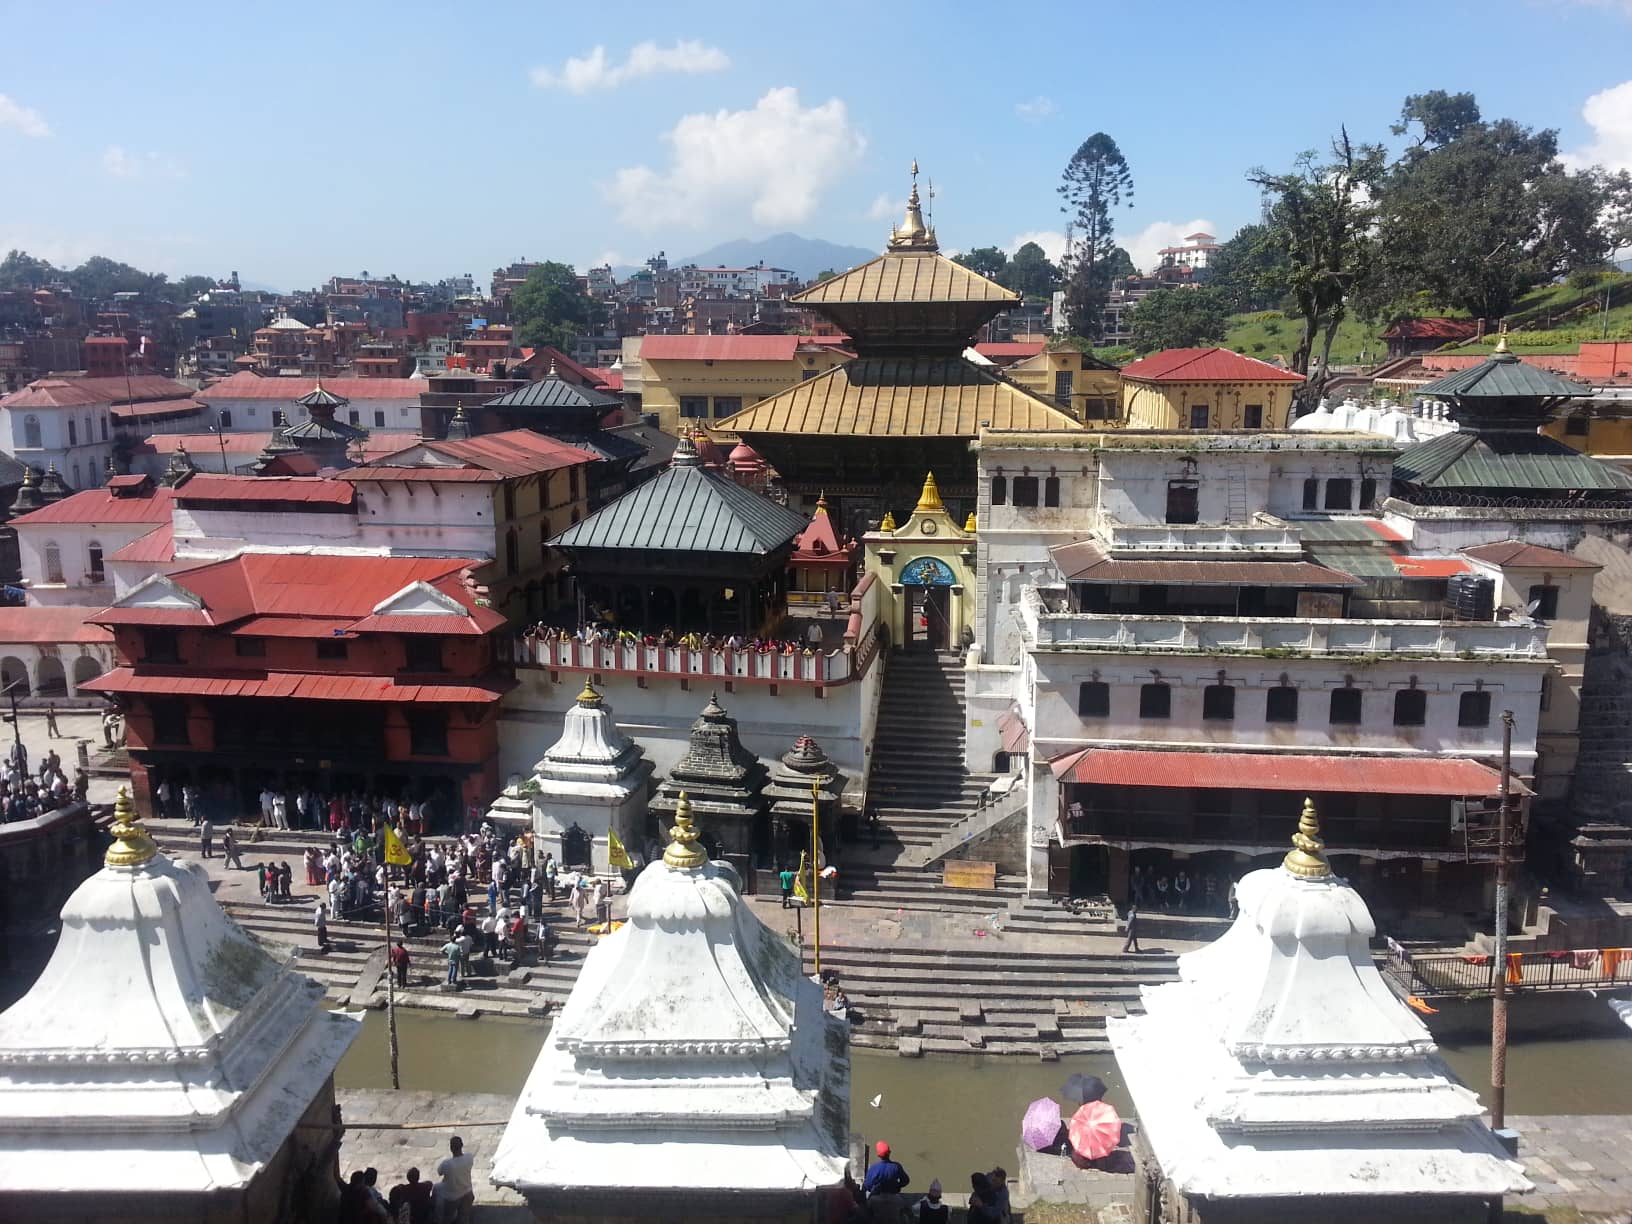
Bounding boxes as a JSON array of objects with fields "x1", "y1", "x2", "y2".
[
  {"x1": 864, "y1": 472, "x2": 976, "y2": 654},
  {"x1": 899, "y1": 555, "x2": 955, "y2": 651}
]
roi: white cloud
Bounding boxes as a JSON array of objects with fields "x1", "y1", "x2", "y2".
[
  {"x1": 531, "y1": 39, "x2": 730, "y2": 93},
  {"x1": 592, "y1": 250, "x2": 624, "y2": 268},
  {"x1": 1015, "y1": 96, "x2": 1057, "y2": 121},
  {"x1": 102, "y1": 146, "x2": 187, "y2": 180},
  {"x1": 605, "y1": 88, "x2": 865, "y2": 229},
  {"x1": 1009, "y1": 230, "x2": 1068, "y2": 264},
  {"x1": 1123, "y1": 217, "x2": 1218, "y2": 275},
  {"x1": 0, "y1": 93, "x2": 50, "y2": 138},
  {"x1": 867, "y1": 191, "x2": 898, "y2": 221},
  {"x1": 1562, "y1": 78, "x2": 1632, "y2": 172}
]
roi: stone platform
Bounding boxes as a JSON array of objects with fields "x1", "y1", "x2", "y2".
[{"x1": 337, "y1": 1089, "x2": 527, "y2": 1217}]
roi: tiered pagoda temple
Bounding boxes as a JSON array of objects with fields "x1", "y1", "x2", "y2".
[
  {"x1": 649, "y1": 695, "x2": 770, "y2": 862},
  {"x1": 283, "y1": 378, "x2": 368, "y2": 468},
  {"x1": 763, "y1": 733, "x2": 844, "y2": 866},
  {"x1": 550, "y1": 433, "x2": 809, "y2": 635},
  {"x1": 716, "y1": 163, "x2": 1081, "y2": 536},
  {"x1": 787, "y1": 494, "x2": 857, "y2": 610},
  {"x1": 1110, "y1": 801, "x2": 1529, "y2": 1223}
]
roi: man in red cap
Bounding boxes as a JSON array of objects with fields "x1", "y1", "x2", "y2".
[{"x1": 863, "y1": 1140, "x2": 910, "y2": 1198}]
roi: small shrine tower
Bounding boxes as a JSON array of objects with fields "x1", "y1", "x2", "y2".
[
  {"x1": 650, "y1": 693, "x2": 770, "y2": 861},
  {"x1": 864, "y1": 471, "x2": 977, "y2": 652}
]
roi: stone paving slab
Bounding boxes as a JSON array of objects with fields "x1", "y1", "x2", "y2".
[
  {"x1": 1510, "y1": 1115, "x2": 1632, "y2": 1213},
  {"x1": 337, "y1": 1089, "x2": 526, "y2": 1212}
]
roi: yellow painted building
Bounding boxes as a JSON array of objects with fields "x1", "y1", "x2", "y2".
[
  {"x1": 1542, "y1": 411, "x2": 1632, "y2": 462},
  {"x1": 863, "y1": 472, "x2": 978, "y2": 652},
  {"x1": 1118, "y1": 347, "x2": 1303, "y2": 430},
  {"x1": 1005, "y1": 347, "x2": 1122, "y2": 423},
  {"x1": 633, "y1": 334, "x2": 850, "y2": 435}
]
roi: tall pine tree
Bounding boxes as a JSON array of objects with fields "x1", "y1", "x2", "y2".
[{"x1": 1058, "y1": 134, "x2": 1134, "y2": 341}]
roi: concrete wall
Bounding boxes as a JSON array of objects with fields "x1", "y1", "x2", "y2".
[{"x1": 16, "y1": 520, "x2": 156, "y2": 603}]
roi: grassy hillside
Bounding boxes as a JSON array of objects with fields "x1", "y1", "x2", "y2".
[{"x1": 1223, "y1": 311, "x2": 1385, "y2": 366}]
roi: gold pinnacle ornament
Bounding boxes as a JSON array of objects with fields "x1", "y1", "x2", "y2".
[
  {"x1": 105, "y1": 785, "x2": 158, "y2": 868},
  {"x1": 1282, "y1": 796, "x2": 1332, "y2": 880},
  {"x1": 663, "y1": 791, "x2": 707, "y2": 870}
]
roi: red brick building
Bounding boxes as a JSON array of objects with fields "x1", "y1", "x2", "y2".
[{"x1": 83, "y1": 553, "x2": 513, "y2": 825}]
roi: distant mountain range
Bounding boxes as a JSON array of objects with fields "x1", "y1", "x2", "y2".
[{"x1": 615, "y1": 233, "x2": 877, "y2": 282}]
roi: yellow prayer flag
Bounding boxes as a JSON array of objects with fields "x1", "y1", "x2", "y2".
[
  {"x1": 607, "y1": 828, "x2": 634, "y2": 870},
  {"x1": 382, "y1": 823, "x2": 411, "y2": 867}
]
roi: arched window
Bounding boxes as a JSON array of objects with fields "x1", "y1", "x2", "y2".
[
  {"x1": 22, "y1": 415, "x2": 41, "y2": 449},
  {"x1": 88, "y1": 542, "x2": 104, "y2": 582},
  {"x1": 67, "y1": 418, "x2": 78, "y2": 446},
  {"x1": 1043, "y1": 475, "x2": 1061, "y2": 507},
  {"x1": 44, "y1": 541, "x2": 63, "y2": 584}
]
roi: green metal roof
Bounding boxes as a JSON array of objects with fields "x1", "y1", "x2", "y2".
[
  {"x1": 1295, "y1": 520, "x2": 1394, "y2": 543},
  {"x1": 550, "y1": 436, "x2": 809, "y2": 555},
  {"x1": 1303, "y1": 545, "x2": 1402, "y2": 578},
  {"x1": 1415, "y1": 351, "x2": 1587, "y2": 400},
  {"x1": 1393, "y1": 431, "x2": 1632, "y2": 491},
  {"x1": 484, "y1": 376, "x2": 621, "y2": 412}
]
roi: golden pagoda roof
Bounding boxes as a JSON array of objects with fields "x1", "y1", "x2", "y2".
[
  {"x1": 714, "y1": 357, "x2": 1080, "y2": 438},
  {"x1": 791, "y1": 250, "x2": 1018, "y2": 307}
]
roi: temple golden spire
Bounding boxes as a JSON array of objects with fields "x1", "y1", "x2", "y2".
[
  {"x1": 879, "y1": 508, "x2": 898, "y2": 532},
  {"x1": 576, "y1": 679, "x2": 603, "y2": 707},
  {"x1": 1282, "y1": 796, "x2": 1332, "y2": 880},
  {"x1": 663, "y1": 791, "x2": 708, "y2": 870},
  {"x1": 815, "y1": 492, "x2": 829, "y2": 515},
  {"x1": 105, "y1": 786, "x2": 157, "y2": 868},
  {"x1": 963, "y1": 511, "x2": 978, "y2": 533},
  {"x1": 915, "y1": 471, "x2": 944, "y2": 514},
  {"x1": 888, "y1": 159, "x2": 938, "y2": 251}
]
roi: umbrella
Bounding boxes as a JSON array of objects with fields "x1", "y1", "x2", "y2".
[
  {"x1": 1021, "y1": 1097, "x2": 1063, "y2": 1151},
  {"x1": 1067, "y1": 1100, "x2": 1123, "y2": 1161},
  {"x1": 1061, "y1": 1073, "x2": 1107, "y2": 1105}
]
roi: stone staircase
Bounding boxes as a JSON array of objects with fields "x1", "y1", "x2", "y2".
[{"x1": 862, "y1": 651, "x2": 996, "y2": 862}]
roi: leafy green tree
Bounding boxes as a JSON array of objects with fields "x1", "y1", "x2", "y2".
[
  {"x1": 812, "y1": 269, "x2": 838, "y2": 283},
  {"x1": 1103, "y1": 246, "x2": 1136, "y2": 281},
  {"x1": 1206, "y1": 224, "x2": 1288, "y2": 312},
  {"x1": 174, "y1": 274, "x2": 218, "y2": 299},
  {"x1": 0, "y1": 249, "x2": 60, "y2": 290},
  {"x1": 1375, "y1": 97, "x2": 1628, "y2": 323},
  {"x1": 1249, "y1": 130, "x2": 1384, "y2": 397},
  {"x1": 1059, "y1": 133, "x2": 1135, "y2": 340},
  {"x1": 510, "y1": 262, "x2": 595, "y2": 350},
  {"x1": 1128, "y1": 287, "x2": 1231, "y2": 353},
  {"x1": 954, "y1": 246, "x2": 1008, "y2": 279},
  {"x1": 1001, "y1": 242, "x2": 1060, "y2": 298}
]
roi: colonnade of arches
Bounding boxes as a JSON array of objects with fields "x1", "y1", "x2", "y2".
[{"x1": 0, "y1": 650, "x2": 107, "y2": 699}]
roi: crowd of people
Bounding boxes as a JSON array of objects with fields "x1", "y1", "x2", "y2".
[
  {"x1": 1129, "y1": 863, "x2": 1240, "y2": 917},
  {"x1": 525, "y1": 620, "x2": 828, "y2": 655},
  {"x1": 338, "y1": 1135, "x2": 473, "y2": 1224},
  {"x1": 0, "y1": 744, "x2": 88, "y2": 823},
  {"x1": 151, "y1": 776, "x2": 449, "y2": 838},
  {"x1": 838, "y1": 1142, "x2": 1012, "y2": 1224}
]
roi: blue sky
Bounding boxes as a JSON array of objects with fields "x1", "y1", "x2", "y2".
[{"x1": 2, "y1": 0, "x2": 1630, "y2": 289}]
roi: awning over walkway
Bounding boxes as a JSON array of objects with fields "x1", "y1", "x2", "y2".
[
  {"x1": 1049, "y1": 541, "x2": 1360, "y2": 587},
  {"x1": 81, "y1": 668, "x2": 509, "y2": 704},
  {"x1": 1050, "y1": 748, "x2": 1523, "y2": 798}
]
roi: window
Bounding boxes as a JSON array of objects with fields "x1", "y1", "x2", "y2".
[
  {"x1": 404, "y1": 637, "x2": 443, "y2": 672},
  {"x1": 100, "y1": 416, "x2": 110, "y2": 441},
  {"x1": 22, "y1": 415, "x2": 40, "y2": 449},
  {"x1": 216, "y1": 411, "x2": 230, "y2": 430},
  {"x1": 141, "y1": 629, "x2": 181, "y2": 664},
  {"x1": 1302, "y1": 478, "x2": 1319, "y2": 510},
  {"x1": 1011, "y1": 476, "x2": 1039, "y2": 507},
  {"x1": 87, "y1": 543, "x2": 103, "y2": 582},
  {"x1": 1459, "y1": 690, "x2": 1492, "y2": 727},
  {"x1": 316, "y1": 638, "x2": 348, "y2": 660},
  {"x1": 272, "y1": 409, "x2": 286, "y2": 427},
  {"x1": 1324, "y1": 479, "x2": 1353, "y2": 510},
  {"x1": 569, "y1": 467, "x2": 580, "y2": 500},
  {"x1": 1082, "y1": 397, "x2": 1113, "y2": 421},
  {"x1": 801, "y1": 367, "x2": 818, "y2": 380},
  {"x1": 1044, "y1": 476, "x2": 1061, "y2": 508},
  {"x1": 1243, "y1": 404, "x2": 1263, "y2": 428},
  {"x1": 1053, "y1": 370, "x2": 1074, "y2": 406},
  {"x1": 1329, "y1": 686, "x2": 1362, "y2": 725},
  {"x1": 234, "y1": 636, "x2": 266, "y2": 658},
  {"x1": 43, "y1": 542, "x2": 63, "y2": 584},
  {"x1": 374, "y1": 410, "x2": 386, "y2": 428},
  {"x1": 1565, "y1": 414, "x2": 1589, "y2": 437},
  {"x1": 406, "y1": 710, "x2": 448, "y2": 756},
  {"x1": 1393, "y1": 688, "x2": 1427, "y2": 726},
  {"x1": 151, "y1": 700, "x2": 189, "y2": 746},
  {"x1": 1359, "y1": 477, "x2": 1377, "y2": 507},
  {"x1": 1266, "y1": 685, "x2": 1299, "y2": 723},
  {"x1": 712, "y1": 396, "x2": 741, "y2": 419},
  {"x1": 502, "y1": 484, "x2": 517, "y2": 520},
  {"x1": 68, "y1": 418, "x2": 77, "y2": 446},
  {"x1": 348, "y1": 410, "x2": 361, "y2": 425},
  {"x1": 1139, "y1": 683, "x2": 1171, "y2": 719},
  {"x1": 991, "y1": 476, "x2": 1007, "y2": 506},
  {"x1": 1202, "y1": 684, "x2": 1236, "y2": 721},
  {"x1": 679, "y1": 397, "x2": 709, "y2": 419},
  {"x1": 1189, "y1": 405, "x2": 1209, "y2": 430},
  {"x1": 1528, "y1": 584, "x2": 1559, "y2": 620},
  {"x1": 1165, "y1": 482, "x2": 1199, "y2": 524},
  {"x1": 1078, "y1": 681, "x2": 1109, "y2": 718}
]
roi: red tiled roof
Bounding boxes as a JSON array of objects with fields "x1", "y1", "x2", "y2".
[
  {"x1": 1381, "y1": 317, "x2": 1480, "y2": 342},
  {"x1": 792, "y1": 500, "x2": 846, "y2": 561},
  {"x1": 589, "y1": 367, "x2": 624, "y2": 391},
  {"x1": 80, "y1": 668, "x2": 508, "y2": 704},
  {"x1": 339, "y1": 466, "x2": 500, "y2": 483},
  {"x1": 111, "y1": 397, "x2": 205, "y2": 421},
  {"x1": 0, "y1": 374, "x2": 196, "y2": 408},
  {"x1": 1390, "y1": 556, "x2": 1471, "y2": 578},
  {"x1": 346, "y1": 430, "x2": 597, "y2": 482},
  {"x1": 0, "y1": 379, "x2": 113, "y2": 408},
  {"x1": 642, "y1": 335, "x2": 803, "y2": 362},
  {"x1": 0, "y1": 606, "x2": 113, "y2": 645},
  {"x1": 172, "y1": 475, "x2": 356, "y2": 506},
  {"x1": 974, "y1": 342, "x2": 1046, "y2": 360},
  {"x1": 197, "y1": 372, "x2": 427, "y2": 399},
  {"x1": 1051, "y1": 748, "x2": 1517, "y2": 797},
  {"x1": 106, "y1": 523, "x2": 174, "y2": 563},
  {"x1": 1119, "y1": 347, "x2": 1304, "y2": 383},
  {"x1": 1462, "y1": 541, "x2": 1601, "y2": 570},
  {"x1": 1050, "y1": 541, "x2": 1357, "y2": 587},
  {"x1": 10, "y1": 486, "x2": 174, "y2": 527}
]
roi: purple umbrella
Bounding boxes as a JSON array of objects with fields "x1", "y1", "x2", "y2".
[{"x1": 1022, "y1": 1097, "x2": 1063, "y2": 1151}]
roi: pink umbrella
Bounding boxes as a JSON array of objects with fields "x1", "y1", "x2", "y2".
[
  {"x1": 1067, "y1": 1099, "x2": 1123, "y2": 1161},
  {"x1": 1021, "y1": 1097, "x2": 1062, "y2": 1151}
]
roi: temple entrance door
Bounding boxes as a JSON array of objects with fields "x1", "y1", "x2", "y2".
[
  {"x1": 1046, "y1": 843, "x2": 1072, "y2": 898},
  {"x1": 561, "y1": 824, "x2": 592, "y2": 870},
  {"x1": 906, "y1": 586, "x2": 951, "y2": 652},
  {"x1": 1069, "y1": 845, "x2": 1109, "y2": 898}
]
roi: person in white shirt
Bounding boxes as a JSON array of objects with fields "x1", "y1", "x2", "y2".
[{"x1": 436, "y1": 1135, "x2": 475, "y2": 1223}]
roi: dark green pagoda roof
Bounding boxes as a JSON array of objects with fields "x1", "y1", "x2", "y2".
[
  {"x1": 1415, "y1": 348, "x2": 1587, "y2": 401},
  {"x1": 484, "y1": 376, "x2": 621, "y2": 413},
  {"x1": 550, "y1": 435, "x2": 808, "y2": 555},
  {"x1": 1393, "y1": 430, "x2": 1632, "y2": 492},
  {"x1": 295, "y1": 381, "x2": 349, "y2": 408}
]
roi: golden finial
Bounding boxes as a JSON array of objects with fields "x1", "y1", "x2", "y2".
[
  {"x1": 663, "y1": 791, "x2": 708, "y2": 870},
  {"x1": 963, "y1": 511, "x2": 978, "y2": 533},
  {"x1": 889, "y1": 159, "x2": 936, "y2": 251},
  {"x1": 815, "y1": 491, "x2": 829, "y2": 515},
  {"x1": 576, "y1": 679, "x2": 602, "y2": 707},
  {"x1": 105, "y1": 786, "x2": 157, "y2": 868},
  {"x1": 1493, "y1": 333, "x2": 1509, "y2": 355},
  {"x1": 915, "y1": 471, "x2": 944, "y2": 514},
  {"x1": 1282, "y1": 797, "x2": 1332, "y2": 880},
  {"x1": 879, "y1": 509, "x2": 898, "y2": 532}
]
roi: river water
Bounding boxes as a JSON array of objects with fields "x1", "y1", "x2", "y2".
[{"x1": 336, "y1": 992, "x2": 1632, "y2": 1184}]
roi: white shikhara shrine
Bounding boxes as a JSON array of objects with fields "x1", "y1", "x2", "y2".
[{"x1": 1110, "y1": 799, "x2": 1530, "y2": 1207}]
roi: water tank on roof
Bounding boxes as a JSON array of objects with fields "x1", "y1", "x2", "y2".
[{"x1": 1447, "y1": 573, "x2": 1495, "y2": 620}]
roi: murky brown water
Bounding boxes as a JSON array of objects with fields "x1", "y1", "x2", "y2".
[{"x1": 336, "y1": 990, "x2": 1632, "y2": 1184}]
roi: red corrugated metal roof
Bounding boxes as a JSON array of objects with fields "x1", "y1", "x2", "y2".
[
  {"x1": 1390, "y1": 556, "x2": 1471, "y2": 578},
  {"x1": 1050, "y1": 540, "x2": 1359, "y2": 587},
  {"x1": 974, "y1": 341, "x2": 1046, "y2": 360},
  {"x1": 173, "y1": 475, "x2": 356, "y2": 506},
  {"x1": 228, "y1": 615, "x2": 355, "y2": 638},
  {"x1": 420, "y1": 431, "x2": 599, "y2": 477},
  {"x1": 589, "y1": 367, "x2": 624, "y2": 391},
  {"x1": 1119, "y1": 347, "x2": 1305, "y2": 383},
  {"x1": 997, "y1": 708, "x2": 1030, "y2": 753},
  {"x1": 111, "y1": 397, "x2": 204, "y2": 421},
  {"x1": 106, "y1": 523, "x2": 174, "y2": 563},
  {"x1": 1462, "y1": 541, "x2": 1601, "y2": 570},
  {"x1": 10, "y1": 486, "x2": 174, "y2": 526},
  {"x1": 642, "y1": 335, "x2": 801, "y2": 362},
  {"x1": 81, "y1": 668, "x2": 508, "y2": 704},
  {"x1": 1052, "y1": 748, "x2": 1515, "y2": 797},
  {"x1": 0, "y1": 375, "x2": 193, "y2": 408},
  {"x1": 346, "y1": 613, "x2": 493, "y2": 636},
  {"x1": 197, "y1": 372, "x2": 427, "y2": 399},
  {"x1": 337, "y1": 466, "x2": 500, "y2": 483},
  {"x1": 107, "y1": 474, "x2": 149, "y2": 489},
  {"x1": 0, "y1": 606, "x2": 113, "y2": 645},
  {"x1": 1364, "y1": 519, "x2": 1407, "y2": 543}
]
